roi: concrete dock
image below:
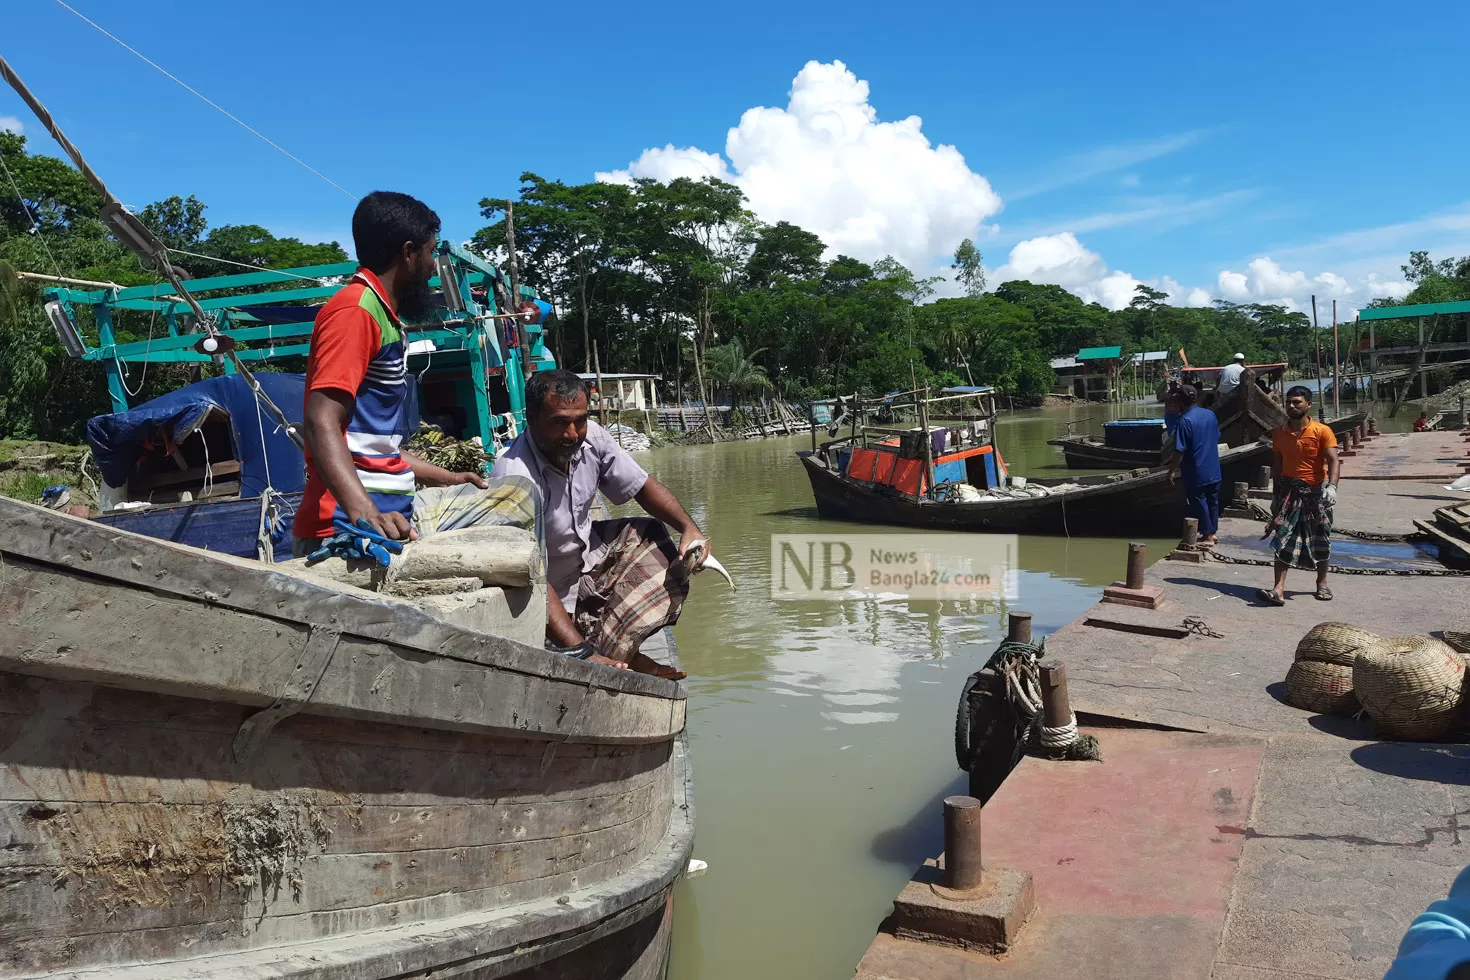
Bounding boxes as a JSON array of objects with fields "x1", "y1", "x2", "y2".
[{"x1": 858, "y1": 428, "x2": 1470, "y2": 980}]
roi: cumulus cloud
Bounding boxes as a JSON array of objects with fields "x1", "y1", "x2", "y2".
[
  {"x1": 1215, "y1": 257, "x2": 1410, "y2": 315},
  {"x1": 0, "y1": 116, "x2": 23, "y2": 135},
  {"x1": 596, "y1": 60, "x2": 1001, "y2": 273},
  {"x1": 990, "y1": 232, "x2": 1147, "y2": 311}
]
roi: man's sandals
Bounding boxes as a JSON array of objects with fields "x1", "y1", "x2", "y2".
[{"x1": 1256, "y1": 588, "x2": 1286, "y2": 606}]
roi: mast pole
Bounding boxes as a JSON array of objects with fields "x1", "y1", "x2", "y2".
[
  {"x1": 505, "y1": 201, "x2": 533, "y2": 381},
  {"x1": 0, "y1": 53, "x2": 304, "y2": 449}
]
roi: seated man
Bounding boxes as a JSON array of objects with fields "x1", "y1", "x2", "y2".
[
  {"x1": 491, "y1": 370, "x2": 708, "y2": 676},
  {"x1": 1415, "y1": 412, "x2": 1431, "y2": 432}
]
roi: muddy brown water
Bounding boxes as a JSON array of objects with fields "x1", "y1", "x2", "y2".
[{"x1": 628, "y1": 401, "x2": 1406, "y2": 980}]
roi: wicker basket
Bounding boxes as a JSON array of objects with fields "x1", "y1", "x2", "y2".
[
  {"x1": 1295, "y1": 623, "x2": 1385, "y2": 667},
  {"x1": 1442, "y1": 630, "x2": 1470, "y2": 658},
  {"x1": 1353, "y1": 636, "x2": 1465, "y2": 741},
  {"x1": 1284, "y1": 660, "x2": 1359, "y2": 716}
]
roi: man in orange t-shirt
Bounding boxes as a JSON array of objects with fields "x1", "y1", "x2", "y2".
[{"x1": 1257, "y1": 385, "x2": 1340, "y2": 605}]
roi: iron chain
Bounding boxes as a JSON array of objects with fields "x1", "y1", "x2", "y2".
[{"x1": 1204, "y1": 550, "x2": 1470, "y2": 577}]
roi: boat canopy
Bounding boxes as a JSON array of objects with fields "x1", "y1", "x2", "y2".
[{"x1": 85, "y1": 373, "x2": 323, "y2": 495}]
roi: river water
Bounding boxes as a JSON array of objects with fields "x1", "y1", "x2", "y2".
[{"x1": 651, "y1": 400, "x2": 1400, "y2": 980}]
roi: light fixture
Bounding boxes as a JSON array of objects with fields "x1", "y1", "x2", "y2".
[
  {"x1": 436, "y1": 253, "x2": 465, "y2": 313},
  {"x1": 99, "y1": 202, "x2": 166, "y2": 272},
  {"x1": 44, "y1": 300, "x2": 86, "y2": 358}
]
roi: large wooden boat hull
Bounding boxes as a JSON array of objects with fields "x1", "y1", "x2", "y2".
[
  {"x1": 0, "y1": 497, "x2": 691, "y2": 980},
  {"x1": 799, "y1": 442, "x2": 1273, "y2": 536},
  {"x1": 1046, "y1": 438, "x2": 1160, "y2": 469}
]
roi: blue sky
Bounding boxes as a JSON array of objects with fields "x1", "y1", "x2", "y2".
[{"x1": 4, "y1": 0, "x2": 1468, "y2": 314}]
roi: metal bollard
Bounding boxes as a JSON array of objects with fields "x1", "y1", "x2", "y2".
[
  {"x1": 1252, "y1": 465, "x2": 1271, "y2": 490},
  {"x1": 1007, "y1": 612, "x2": 1033, "y2": 645},
  {"x1": 1039, "y1": 662, "x2": 1072, "y2": 729},
  {"x1": 1350, "y1": 428, "x2": 1361, "y2": 448},
  {"x1": 943, "y1": 796, "x2": 984, "y2": 891},
  {"x1": 1358, "y1": 421, "x2": 1368, "y2": 442},
  {"x1": 1126, "y1": 542, "x2": 1147, "y2": 590},
  {"x1": 1368, "y1": 417, "x2": 1379, "y2": 436},
  {"x1": 1181, "y1": 518, "x2": 1199, "y2": 549},
  {"x1": 1232, "y1": 481, "x2": 1249, "y2": 507}
]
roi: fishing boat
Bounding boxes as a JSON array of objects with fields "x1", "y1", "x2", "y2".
[
  {"x1": 1047, "y1": 364, "x2": 1367, "y2": 470},
  {"x1": 0, "y1": 495, "x2": 691, "y2": 979},
  {"x1": 0, "y1": 55, "x2": 694, "y2": 979},
  {"x1": 800, "y1": 386, "x2": 1272, "y2": 536}
]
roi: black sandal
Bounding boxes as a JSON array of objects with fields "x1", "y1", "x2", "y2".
[{"x1": 1256, "y1": 588, "x2": 1286, "y2": 606}]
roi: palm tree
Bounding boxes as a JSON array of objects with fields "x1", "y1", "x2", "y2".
[{"x1": 705, "y1": 338, "x2": 773, "y2": 425}]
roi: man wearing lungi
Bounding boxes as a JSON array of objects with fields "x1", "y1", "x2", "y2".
[
  {"x1": 1257, "y1": 385, "x2": 1340, "y2": 605},
  {"x1": 491, "y1": 370, "x2": 708, "y2": 676}
]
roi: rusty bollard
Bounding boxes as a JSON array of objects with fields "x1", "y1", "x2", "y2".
[
  {"x1": 1181, "y1": 518, "x2": 1199, "y2": 549},
  {"x1": 1007, "y1": 612, "x2": 1032, "y2": 645},
  {"x1": 1126, "y1": 542, "x2": 1146, "y2": 589},
  {"x1": 1368, "y1": 417, "x2": 1379, "y2": 436},
  {"x1": 1105, "y1": 542, "x2": 1165, "y2": 606},
  {"x1": 943, "y1": 796, "x2": 984, "y2": 891},
  {"x1": 1232, "y1": 481, "x2": 1249, "y2": 508},
  {"x1": 1252, "y1": 465, "x2": 1271, "y2": 490},
  {"x1": 1039, "y1": 663, "x2": 1072, "y2": 731},
  {"x1": 1167, "y1": 517, "x2": 1204, "y2": 564}
]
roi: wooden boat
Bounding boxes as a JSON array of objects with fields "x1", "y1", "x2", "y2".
[
  {"x1": 0, "y1": 495, "x2": 691, "y2": 979},
  {"x1": 1047, "y1": 418, "x2": 1166, "y2": 470},
  {"x1": 800, "y1": 440, "x2": 1273, "y2": 535}
]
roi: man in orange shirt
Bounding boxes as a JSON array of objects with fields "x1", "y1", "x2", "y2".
[{"x1": 1257, "y1": 385, "x2": 1340, "y2": 605}]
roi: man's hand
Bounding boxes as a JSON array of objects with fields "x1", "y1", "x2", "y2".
[
  {"x1": 1322, "y1": 483, "x2": 1338, "y2": 507},
  {"x1": 1167, "y1": 467, "x2": 1177, "y2": 485},
  {"x1": 679, "y1": 529, "x2": 709, "y2": 569},
  {"x1": 346, "y1": 502, "x2": 415, "y2": 542},
  {"x1": 456, "y1": 471, "x2": 488, "y2": 489}
]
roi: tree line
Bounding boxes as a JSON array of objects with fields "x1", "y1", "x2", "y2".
[{"x1": 2, "y1": 132, "x2": 1466, "y2": 443}]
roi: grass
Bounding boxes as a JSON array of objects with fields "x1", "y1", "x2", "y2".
[{"x1": 0, "y1": 438, "x2": 96, "y2": 507}]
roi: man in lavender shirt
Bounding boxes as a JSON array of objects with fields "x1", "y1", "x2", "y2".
[{"x1": 490, "y1": 370, "x2": 707, "y2": 671}]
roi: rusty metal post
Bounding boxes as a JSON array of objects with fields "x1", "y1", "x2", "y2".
[
  {"x1": 1181, "y1": 517, "x2": 1199, "y2": 548},
  {"x1": 1252, "y1": 465, "x2": 1271, "y2": 490},
  {"x1": 1039, "y1": 662, "x2": 1072, "y2": 729},
  {"x1": 1125, "y1": 542, "x2": 1147, "y2": 590},
  {"x1": 943, "y1": 796, "x2": 983, "y2": 891},
  {"x1": 1358, "y1": 421, "x2": 1368, "y2": 442},
  {"x1": 1007, "y1": 612, "x2": 1033, "y2": 645},
  {"x1": 1232, "y1": 481, "x2": 1249, "y2": 507},
  {"x1": 1349, "y1": 427, "x2": 1361, "y2": 448},
  {"x1": 1368, "y1": 417, "x2": 1379, "y2": 436}
]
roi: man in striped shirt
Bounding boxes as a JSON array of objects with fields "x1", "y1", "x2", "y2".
[{"x1": 294, "y1": 191, "x2": 485, "y2": 551}]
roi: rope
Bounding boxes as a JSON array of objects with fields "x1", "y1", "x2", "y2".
[
  {"x1": 0, "y1": 148, "x2": 64, "y2": 277},
  {"x1": 115, "y1": 287, "x2": 161, "y2": 397},
  {"x1": 1039, "y1": 715, "x2": 1079, "y2": 749},
  {"x1": 166, "y1": 247, "x2": 343, "y2": 283},
  {"x1": 51, "y1": 0, "x2": 355, "y2": 200}
]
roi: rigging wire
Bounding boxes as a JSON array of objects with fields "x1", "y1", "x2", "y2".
[
  {"x1": 0, "y1": 148, "x2": 65, "y2": 277},
  {"x1": 115, "y1": 291, "x2": 160, "y2": 398},
  {"x1": 166, "y1": 246, "x2": 342, "y2": 283},
  {"x1": 51, "y1": 0, "x2": 356, "y2": 200}
]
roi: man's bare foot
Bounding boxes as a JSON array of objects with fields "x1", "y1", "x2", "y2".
[
  {"x1": 590, "y1": 654, "x2": 630, "y2": 669},
  {"x1": 629, "y1": 651, "x2": 688, "y2": 681}
]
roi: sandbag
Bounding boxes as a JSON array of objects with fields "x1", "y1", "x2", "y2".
[
  {"x1": 1284, "y1": 659, "x2": 1358, "y2": 716},
  {"x1": 282, "y1": 525, "x2": 541, "y2": 594},
  {"x1": 1353, "y1": 636, "x2": 1465, "y2": 741},
  {"x1": 1295, "y1": 622, "x2": 1384, "y2": 667}
]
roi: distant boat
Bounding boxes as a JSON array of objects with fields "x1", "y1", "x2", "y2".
[{"x1": 800, "y1": 387, "x2": 1273, "y2": 536}]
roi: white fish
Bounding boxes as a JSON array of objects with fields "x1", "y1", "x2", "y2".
[{"x1": 700, "y1": 553, "x2": 736, "y2": 590}]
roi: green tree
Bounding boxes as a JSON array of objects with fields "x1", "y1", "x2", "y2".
[{"x1": 951, "y1": 238, "x2": 985, "y2": 298}]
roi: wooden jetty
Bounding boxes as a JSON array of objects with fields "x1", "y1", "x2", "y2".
[
  {"x1": 0, "y1": 496, "x2": 692, "y2": 979},
  {"x1": 857, "y1": 428, "x2": 1470, "y2": 980}
]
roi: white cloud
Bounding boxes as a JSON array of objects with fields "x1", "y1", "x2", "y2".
[
  {"x1": 1007, "y1": 129, "x2": 1216, "y2": 200},
  {"x1": 0, "y1": 116, "x2": 23, "y2": 135},
  {"x1": 596, "y1": 60, "x2": 1001, "y2": 272},
  {"x1": 1213, "y1": 257, "x2": 1409, "y2": 315},
  {"x1": 991, "y1": 232, "x2": 1145, "y2": 311}
]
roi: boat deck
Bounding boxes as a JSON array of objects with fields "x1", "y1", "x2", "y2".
[{"x1": 857, "y1": 427, "x2": 1470, "y2": 980}]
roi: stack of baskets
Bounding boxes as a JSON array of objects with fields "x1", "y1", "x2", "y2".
[
  {"x1": 1285, "y1": 623, "x2": 1375, "y2": 716},
  {"x1": 1286, "y1": 623, "x2": 1467, "y2": 740}
]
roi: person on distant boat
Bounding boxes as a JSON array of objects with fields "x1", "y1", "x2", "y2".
[
  {"x1": 1216, "y1": 352, "x2": 1247, "y2": 400},
  {"x1": 1257, "y1": 385, "x2": 1340, "y2": 605},
  {"x1": 295, "y1": 191, "x2": 493, "y2": 552},
  {"x1": 1415, "y1": 412, "x2": 1431, "y2": 432},
  {"x1": 491, "y1": 369, "x2": 708, "y2": 677},
  {"x1": 1166, "y1": 384, "x2": 1223, "y2": 548}
]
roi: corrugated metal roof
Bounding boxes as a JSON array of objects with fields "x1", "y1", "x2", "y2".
[
  {"x1": 1050, "y1": 356, "x2": 1080, "y2": 370},
  {"x1": 1128, "y1": 350, "x2": 1169, "y2": 364},
  {"x1": 1076, "y1": 345, "x2": 1123, "y2": 360}
]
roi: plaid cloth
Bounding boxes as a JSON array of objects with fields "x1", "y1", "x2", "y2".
[
  {"x1": 1263, "y1": 478, "x2": 1333, "y2": 570},
  {"x1": 573, "y1": 518, "x2": 690, "y2": 665}
]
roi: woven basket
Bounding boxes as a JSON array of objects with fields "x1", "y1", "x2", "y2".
[
  {"x1": 1442, "y1": 630, "x2": 1470, "y2": 658},
  {"x1": 1295, "y1": 623, "x2": 1385, "y2": 667},
  {"x1": 1284, "y1": 660, "x2": 1359, "y2": 716},
  {"x1": 1353, "y1": 636, "x2": 1465, "y2": 741}
]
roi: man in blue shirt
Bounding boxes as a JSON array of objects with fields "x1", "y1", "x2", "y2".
[{"x1": 1167, "y1": 384, "x2": 1223, "y2": 546}]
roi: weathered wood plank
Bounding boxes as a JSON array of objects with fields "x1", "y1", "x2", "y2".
[
  {"x1": 1, "y1": 803, "x2": 667, "y2": 942},
  {"x1": 0, "y1": 495, "x2": 681, "y2": 701},
  {"x1": 0, "y1": 561, "x2": 684, "y2": 742}
]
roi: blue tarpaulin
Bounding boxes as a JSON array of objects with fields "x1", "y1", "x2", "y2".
[{"x1": 87, "y1": 373, "x2": 308, "y2": 497}]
